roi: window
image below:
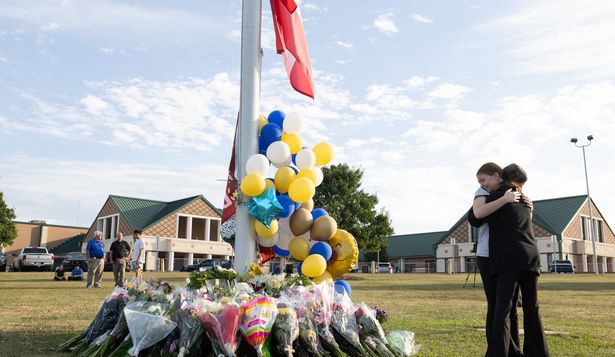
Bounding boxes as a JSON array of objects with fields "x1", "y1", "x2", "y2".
[
  {"x1": 178, "y1": 216, "x2": 188, "y2": 239},
  {"x1": 470, "y1": 226, "x2": 479, "y2": 243},
  {"x1": 192, "y1": 218, "x2": 206, "y2": 240},
  {"x1": 176, "y1": 215, "x2": 220, "y2": 241},
  {"x1": 209, "y1": 219, "x2": 220, "y2": 241},
  {"x1": 595, "y1": 220, "x2": 604, "y2": 243},
  {"x1": 581, "y1": 216, "x2": 604, "y2": 243},
  {"x1": 97, "y1": 214, "x2": 119, "y2": 240}
]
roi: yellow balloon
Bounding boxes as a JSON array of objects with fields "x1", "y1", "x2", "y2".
[
  {"x1": 302, "y1": 254, "x2": 327, "y2": 277},
  {"x1": 313, "y1": 142, "x2": 335, "y2": 166},
  {"x1": 289, "y1": 237, "x2": 310, "y2": 261},
  {"x1": 240, "y1": 173, "x2": 266, "y2": 197},
  {"x1": 274, "y1": 167, "x2": 296, "y2": 194},
  {"x1": 326, "y1": 229, "x2": 359, "y2": 280},
  {"x1": 254, "y1": 218, "x2": 278, "y2": 238},
  {"x1": 288, "y1": 177, "x2": 315, "y2": 203},
  {"x1": 281, "y1": 132, "x2": 303, "y2": 154},
  {"x1": 264, "y1": 178, "x2": 276, "y2": 192},
  {"x1": 297, "y1": 167, "x2": 317, "y2": 184},
  {"x1": 258, "y1": 114, "x2": 268, "y2": 135},
  {"x1": 313, "y1": 270, "x2": 333, "y2": 284}
]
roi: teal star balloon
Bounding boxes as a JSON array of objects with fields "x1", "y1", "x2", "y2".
[{"x1": 245, "y1": 188, "x2": 283, "y2": 228}]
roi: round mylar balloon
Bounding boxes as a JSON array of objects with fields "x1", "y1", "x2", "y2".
[
  {"x1": 295, "y1": 149, "x2": 316, "y2": 170},
  {"x1": 274, "y1": 166, "x2": 296, "y2": 194},
  {"x1": 313, "y1": 142, "x2": 335, "y2": 166},
  {"x1": 246, "y1": 154, "x2": 269, "y2": 177},
  {"x1": 268, "y1": 110, "x2": 286, "y2": 128},
  {"x1": 240, "y1": 173, "x2": 266, "y2": 197},
  {"x1": 312, "y1": 166, "x2": 324, "y2": 186},
  {"x1": 310, "y1": 215, "x2": 337, "y2": 242},
  {"x1": 258, "y1": 234, "x2": 278, "y2": 248},
  {"x1": 326, "y1": 229, "x2": 359, "y2": 280},
  {"x1": 310, "y1": 241, "x2": 333, "y2": 261},
  {"x1": 300, "y1": 199, "x2": 314, "y2": 211},
  {"x1": 296, "y1": 167, "x2": 318, "y2": 184},
  {"x1": 283, "y1": 112, "x2": 304, "y2": 134},
  {"x1": 288, "y1": 177, "x2": 315, "y2": 203},
  {"x1": 266, "y1": 141, "x2": 291, "y2": 166},
  {"x1": 313, "y1": 270, "x2": 333, "y2": 284},
  {"x1": 301, "y1": 254, "x2": 327, "y2": 277},
  {"x1": 258, "y1": 114, "x2": 268, "y2": 135},
  {"x1": 289, "y1": 237, "x2": 310, "y2": 261},
  {"x1": 281, "y1": 132, "x2": 303, "y2": 154},
  {"x1": 289, "y1": 208, "x2": 313, "y2": 236},
  {"x1": 255, "y1": 219, "x2": 278, "y2": 238},
  {"x1": 334, "y1": 280, "x2": 352, "y2": 295}
]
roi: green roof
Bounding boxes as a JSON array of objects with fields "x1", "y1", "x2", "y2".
[
  {"x1": 108, "y1": 194, "x2": 220, "y2": 231},
  {"x1": 50, "y1": 234, "x2": 86, "y2": 255},
  {"x1": 532, "y1": 195, "x2": 587, "y2": 234},
  {"x1": 386, "y1": 231, "x2": 448, "y2": 258}
]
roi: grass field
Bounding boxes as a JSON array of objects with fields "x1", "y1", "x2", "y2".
[{"x1": 1, "y1": 272, "x2": 614, "y2": 356}]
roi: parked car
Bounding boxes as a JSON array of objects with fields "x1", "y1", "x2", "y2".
[
  {"x1": 378, "y1": 262, "x2": 393, "y2": 273},
  {"x1": 0, "y1": 252, "x2": 6, "y2": 272},
  {"x1": 12, "y1": 247, "x2": 54, "y2": 272},
  {"x1": 549, "y1": 260, "x2": 574, "y2": 273},
  {"x1": 59, "y1": 252, "x2": 89, "y2": 272},
  {"x1": 183, "y1": 259, "x2": 232, "y2": 272}
]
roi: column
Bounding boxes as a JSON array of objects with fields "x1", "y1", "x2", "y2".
[
  {"x1": 205, "y1": 219, "x2": 211, "y2": 241},
  {"x1": 602, "y1": 256, "x2": 607, "y2": 274},
  {"x1": 206, "y1": 254, "x2": 213, "y2": 260},
  {"x1": 39, "y1": 225, "x2": 49, "y2": 247},
  {"x1": 188, "y1": 252, "x2": 194, "y2": 265},
  {"x1": 167, "y1": 251, "x2": 175, "y2": 272},
  {"x1": 460, "y1": 256, "x2": 466, "y2": 273},
  {"x1": 187, "y1": 217, "x2": 193, "y2": 240},
  {"x1": 399, "y1": 258, "x2": 404, "y2": 273},
  {"x1": 110, "y1": 217, "x2": 116, "y2": 239},
  {"x1": 582, "y1": 253, "x2": 588, "y2": 272}
]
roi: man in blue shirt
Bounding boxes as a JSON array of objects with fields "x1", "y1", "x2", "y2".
[
  {"x1": 68, "y1": 263, "x2": 84, "y2": 281},
  {"x1": 85, "y1": 231, "x2": 106, "y2": 288}
]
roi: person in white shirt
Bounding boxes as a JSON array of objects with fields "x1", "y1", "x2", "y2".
[{"x1": 131, "y1": 229, "x2": 145, "y2": 283}]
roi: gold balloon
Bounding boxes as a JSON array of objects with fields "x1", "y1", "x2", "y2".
[
  {"x1": 297, "y1": 167, "x2": 318, "y2": 184},
  {"x1": 326, "y1": 229, "x2": 359, "y2": 280},
  {"x1": 313, "y1": 142, "x2": 335, "y2": 166},
  {"x1": 310, "y1": 216, "x2": 337, "y2": 241},
  {"x1": 281, "y1": 132, "x2": 303, "y2": 154},
  {"x1": 300, "y1": 199, "x2": 314, "y2": 211},
  {"x1": 289, "y1": 208, "x2": 313, "y2": 236},
  {"x1": 288, "y1": 177, "x2": 315, "y2": 203}
]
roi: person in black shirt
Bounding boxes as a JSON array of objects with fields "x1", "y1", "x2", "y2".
[
  {"x1": 109, "y1": 232, "x2": 131, "y2": 287},
  {"x1": 475, "y1": 164, "x2": 549, "y2": 357},
  {"x1": 53, "y1": 264, "x2": 66, "y2": 281}
]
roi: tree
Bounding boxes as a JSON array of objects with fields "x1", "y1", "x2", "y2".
[
  {"x1": 0, "y1": 192, "x2": 17, "y2": 248},
  {"x1": 313, "y1": 164, "x2": 394, "y2": 254}
]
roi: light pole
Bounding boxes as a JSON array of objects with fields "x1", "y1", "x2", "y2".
[{"x1": 570, "y1": 135, "x2": 599, "y2": 275}]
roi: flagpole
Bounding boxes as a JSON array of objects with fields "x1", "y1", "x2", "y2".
[{"x1": 234, "y1": 0, "x2": 262, "y2": 275}]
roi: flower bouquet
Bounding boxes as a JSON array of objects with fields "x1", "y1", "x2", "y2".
[
  {"x1": 239, "y1": 296, "x2": 278, "y2": 357},
  {"x1": 386, "y1": 330, "x2": 420, "y2": 357},
  {"x1": 176, "y1": 300, "x2": 204, "y2": 357},
  {"x1": 291, "y1": 293, "x2": 328, "y2": 357},
  {"x1": 194, "y1": 298, "x2": 240, "y2": 356},
  {"x1": 306, "y1": 283, "x2": 346, "y2": 357},
  {"x1": 331, "y1": 292, "x2": 373, "y2": 357},
  {"x1": 272, "y1": 301, "x2": 299, "y2": 357},
  {"x1": 124, "y1": 301, "x2": 178, "y2": 356}
]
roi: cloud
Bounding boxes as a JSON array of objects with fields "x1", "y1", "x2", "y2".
[
  {"x1": 428, "y1": 83, "x2": 471, "y2": 101},
  {"x1": 483, "y1": 0, "x2": 615, "y2": 76},
  {"x1": 335, "y1": 40, "x2": 353, "y2": 49},
  {"x1": 373, "y1": 13, "x2": 399, "y2": 36},
  {"x1": 410, "y1": 13, "x2": 433, "y2": 24}
]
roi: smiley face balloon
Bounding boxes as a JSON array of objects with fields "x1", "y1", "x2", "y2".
[{"x1": 326, "y1": 229, "x2": 359, "y2": 280}]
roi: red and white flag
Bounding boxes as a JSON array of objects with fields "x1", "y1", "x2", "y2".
[
  {"x1": 270, "y1": 0, "x2": 315, "y2": 99},
  {"x1": 220, "y1": 115, "x2": 239, "y2": 239}
]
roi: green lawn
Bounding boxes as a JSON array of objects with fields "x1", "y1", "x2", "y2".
[{"x1": 1, "y1": 272, "x2": 614, "y2": 356}]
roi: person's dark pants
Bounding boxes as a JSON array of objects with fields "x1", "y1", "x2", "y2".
[
  {"x1": 491, "y1": 271, "x2": 550, "y2": 357},
  {"x1": 68, "y1": 276, "x2": 83, "y2": 281},
  {"x1": 477, "y1": 257, "x2": 522, "y2": 357},
  {"x1": 53, "y1": 276, "x2": 66, "y2": 281}
]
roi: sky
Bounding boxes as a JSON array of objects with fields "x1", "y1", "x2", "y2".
[{"x1": 2, "y1": 0, "x2": 615, "y2": 236}]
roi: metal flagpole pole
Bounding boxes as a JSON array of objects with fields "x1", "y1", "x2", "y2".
[{"x1": 234, "y1": 0, "x2": 262, "y2": 276}]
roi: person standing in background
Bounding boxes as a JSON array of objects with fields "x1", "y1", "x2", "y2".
[
  {"x1": 85, "y1": 231, "x2": 105, "y2": 288},
  {"x1": 131, "y1": 230, "x2": 145, "y2": 283},
  {"x1": 109, "y1": 232, "x2": 131, "y2": 287}
]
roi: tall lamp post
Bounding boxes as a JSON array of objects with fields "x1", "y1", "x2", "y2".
[{"x1": 570, "y1": 135, "x2": 599, "y2": 275}]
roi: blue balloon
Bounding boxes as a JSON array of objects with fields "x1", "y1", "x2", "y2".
[
  {"x1": 297, "y1": 261, "x2": 303, "y2": 275},
  {"x1": 310, "y1": 241, "x2": 333, "y2": 261},
  {"x1": 274, "y1": 245, "x2": 290, "y2": 257},
  {"x1": 268, "y1": 110, "x2": 286, "y2": 128},
  {"x1": 334, "y1": 280, "x2": 351, "y2": 295},
  {"x1": 259, "y1": 123, "x2": 282, "y2": 152},
  {"x1": 276, "y1": 194, "x2": 296, "y2": 218},
  {"x1": 311, "y1": 208, "x2": 328, "y2": 221}
]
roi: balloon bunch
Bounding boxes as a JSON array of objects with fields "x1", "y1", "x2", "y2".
[{"x1": 239, "y1": 110, "x2": 357, "y2": 294}]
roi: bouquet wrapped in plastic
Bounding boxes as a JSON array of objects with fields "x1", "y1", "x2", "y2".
[
  {"x1": 306, "y1": 283, "x2": 345, "y2": 357},
  {"x1": 239, "y1": 296, "x2": 278, "y2": 357},
  {"x1": 386, "y1": 330, "x2": 421, "y2": 356},
  {"x1": 176, "y1": 300, "x2": 204, "y2": 357},
  {"x1": 194, "y1": 298, "x2": 240, "y2": 356},
  {"x1": 272, "y1": 301, "x2": 299, "y2": 357},
  {"x1": 355, "y1": 303, "x2": 386, "y2": 341},
  {"x1": 124, "y1": 301, "x2": 178, "y2": 356},
  {"x1": 331, "y1": 292, "x2": 372, "y2": 356},
  {"x1": 291, "y1": 289, "x2": 328, "y2": 357}
]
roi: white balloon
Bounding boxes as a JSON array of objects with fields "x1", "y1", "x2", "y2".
[
  {"x1": 272, "y1": 157, "x2": 292, "y2": 169},
  {"x1": 313, "y1": 166, "x2": 324, "y2": 186},
  {"x1": 246, "y1": 154, "x2": 270, "y2": 176},
  {"x1": 283, "y1": 112, "x2": 304, "y2": 134},
  {"x1": 295, "y1": 149, "x2": 316, "y2": 170},
  {"x1": 266, "y1": 141, "x2": 291, "y2": 165},
  {"x1": 258, "y1": 234, "x2": 279, "y2": 248}
]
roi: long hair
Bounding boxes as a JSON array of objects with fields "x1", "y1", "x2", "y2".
[
  {"x1": 476, "y1": 162, "x2": 503, "y2": 176},
  {"x1": 502, "y1": 163, "x2": 528, "y2": 191}
]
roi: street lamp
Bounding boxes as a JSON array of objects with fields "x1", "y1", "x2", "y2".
[{"x1": 570, "y1": 135, "x2": 598, "y2": 275}]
